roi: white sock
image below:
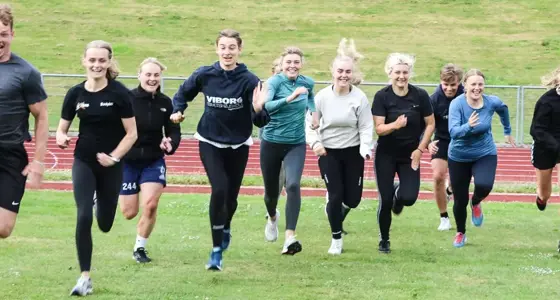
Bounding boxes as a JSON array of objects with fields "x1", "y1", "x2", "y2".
[{"x1": 134, "y1": 235, "x2": 147, "y2": 251}]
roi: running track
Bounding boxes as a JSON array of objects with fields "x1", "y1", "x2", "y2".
[{"x1": 25, "y1": 137, "x2": 553, "y2": 203}]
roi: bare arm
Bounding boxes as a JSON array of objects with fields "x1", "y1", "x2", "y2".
[
  {"x1": 28, "y1": 100, "x2": 49, "y2": 164},
  {"x1": 374, "y1": 116, "x2": 400, "y2": 136},
  {"x1": 110, "y1": 117, "x2": 137, "y2": 160},
  {"x1": 419, "y1": 114, "x2": 435, "y2": 151}
]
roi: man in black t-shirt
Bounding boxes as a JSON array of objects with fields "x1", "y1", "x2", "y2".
[{"x1": 0, "y1": 5, "x2": 49, "y2": 239}]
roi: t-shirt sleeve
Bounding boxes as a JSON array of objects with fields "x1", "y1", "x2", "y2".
[
  {"x1": 420, "y1": 89, "x2": 433, "y2": 117},
  {"x1": 117, "y1": 88, "x2": 135, "y2": 119},
  {"x1": 61, "y1": 86, "x2": 78, "y2": 121},
  {"x1": 371, "y1": 91, "x2": 386, "y2": 117},
  {"x1": 23, "y1": 67, "x2": 48, "y2": 105}
]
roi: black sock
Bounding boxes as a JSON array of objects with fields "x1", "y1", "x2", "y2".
[
  {"x1": 440, "y1": 212, "x2": 449, "y2": 218},
  {"x1": 332, "y1": 232, "x2": 342, "y2": 240}
]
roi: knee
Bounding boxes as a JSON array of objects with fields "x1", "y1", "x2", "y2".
[
  {"x1": 0, "y1": 225, "x2": 13, "y2": 239},
  {"x1": 285, "y1": 181, "x2": 301, "y2": 195},
  {"x1": 143, "y1": 197, "x2": 159, "y2": 217},
  {"x1": 97, "y1": 220, "x2": 114, "y2": 233},
  {"x1": 399, "y1": 191, "x2": 418, "y2": 207},
  {"x1": 474, "y1": 182, "x2": 493, "y2": 197},
  {"x1": 121, "y1": 207, "x2": 138, "y2": 220},
  {"x1": 432, "y1": 171, "x2": 446, "y2": 184}
]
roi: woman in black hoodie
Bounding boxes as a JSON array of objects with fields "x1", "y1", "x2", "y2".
[
  {"x1": 119, "y1": 57, "x2": 181, "y2": 263},
  {"x1": 170, "y1": 29, "x2": 269, "y2": 271}
]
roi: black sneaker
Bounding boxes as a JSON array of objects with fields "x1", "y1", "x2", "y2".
[
  {"x1": 536, "y1": 196, "x2": 547, "y2": 211},
  {"x1": 133, "y1": 247, "x2": 152, "y2": 263},
  {"x1": 378, "y1": 240, "x2": 391, "y2": 253},
  {"x1": 392, "y1": 183, "x2": 403, "y2": 215}
]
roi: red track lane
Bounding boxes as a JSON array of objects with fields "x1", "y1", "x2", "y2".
[{"x1": 25, "y1": 138, "x2": 555, "y2": 183}]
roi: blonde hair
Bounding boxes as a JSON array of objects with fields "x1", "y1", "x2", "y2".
[
  {"x1": 440, "y1": 63, "x2": 463, "y2": 83},
  {"x1": 462, "y1": 68, "x2": 485, "y2": 84},
  {"x1": 83, "y1": 40, "x2": 120, "y2": 80},
  {"x1": 138, "y1": 57, "x2": 167, "y2": 74},
  {"x1": 541, "y1": 66, "x2": 560, "y2": 95},
  {"x1": 271, "y1": 57, "x2": 282, "y2": 75},
  {"x1": 0, "y1": 4, "x2": 13, "y2": 29},
  {"x1": 216, "y1": 29, "x2": 243, "y2": 47},
  {"x1": 280, "y1": 46, "x2": 304, "y2": 65},
  {"x1": 384, "y1": 53, "x2": 415, "y2": 76},
  {"x1": 331, "y1": 38, "x2": 364, "y2": 85}
]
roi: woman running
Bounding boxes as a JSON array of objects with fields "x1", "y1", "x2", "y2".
[
  {"x1": 372, "y1": 53, "x2": 435, "y2": 254},
  {"x1": 261, "y1": 46, "x2": 317, "y2": 255},
  {"x1": 530, "y1": 66, "x2": 560, "y2": 215},
  {"x1": 259, "y1": 57, "x2": 286, "y2": 198},
  {"x1": 56, "y1": 40, "x2": 137, "y2": 296},
  {"x1": 119, "y1": 57, "x2": 181, "y2": 263},
  {"x1": 427, "y1": 63, "x2": 464, "y2": 231},
  {"x1": 306, "y1": 38, "x2": 373, "y2": 255},
  {"x1": 170, "y1": 29, "x2": 269, "y2": 271},
  {"x1": 447, "y1": 69, "x2": 515, "y2": 248}
]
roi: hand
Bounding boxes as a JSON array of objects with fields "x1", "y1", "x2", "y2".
[
  {"x1": 56, "y1": 131, "x2": 71, "y2": 149},
  {"x1": 505, "y1": 135, "x2": 516, "y2": 147},
  {"x1": 311, "y1": 113, "x2": 320, "y2": 130},
  {"x1": 252, "y1": 81, "x2": 267, "y2": 112},
  {"x1": 410, "y1": 149, "x2": 422, "y2": 171},
  {"x1": 393, "y1": 114, "x2": 407, "y2": 129},
  {"x1": 22, "y1": 160, "x2": 44, "y2": 189},
  {"x1": 96, "y1": 153, "x2": 117, "y2": 167},
  {"x1": 468, "y1": 111, "x2": 480, "y2": 127},
  {"x1": 170, "y1": 112, "x2": 185, "y2": 124},
  {"x1": 160, "y1": 136, "x2": 173, "y2": 153},
  {"x1": 312, "y1": 143, "x2": 327, "y2": 156},
  {"x1": 287, "y1": 87, "x2": 308, "y2": 103},
  {"x1": 428, "y1": 140, "x2": 439, "y2": 155}
]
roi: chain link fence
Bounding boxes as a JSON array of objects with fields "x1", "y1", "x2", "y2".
[{"x1": 41, "y1": 74, "x2": 546, "y2": 145}]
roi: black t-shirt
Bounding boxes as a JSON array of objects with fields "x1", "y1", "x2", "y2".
[
  {"x1": 372, "y1": 84, "x2": 433, "y2": 155},
  {"x1": 61, "y1": 79, "x2": 135, "y2": 164}
]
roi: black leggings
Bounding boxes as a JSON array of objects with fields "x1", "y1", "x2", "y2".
[
  {"x1": 260, "y1": 139, "x2": 306, "y2": 231},
  {"x1": 72, "y1": 158, "x2": 123, "y2": 272},
  {"x1": 199, "y1": 141, "x2": 249, "y2": 248},
  {"x1": 374, "y1": 147, "x2": 420, "y2": 241},
  {"x1": 319, "y1": 146, "x2": 364, "y2": 239},
  {"x1": 448, "y1": 155, "x2": 497, "y2": 234}
]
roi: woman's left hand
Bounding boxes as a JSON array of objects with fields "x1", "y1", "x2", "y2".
[
  {"x1": 410, "y1": 149, "x2": 422, "y2": 171},
  {"x1": 505, "y1": 135, "x2": 516, "y2": 147},
  {"x1": 97, "y1": 153, "x2": 117, "y2": 167}
]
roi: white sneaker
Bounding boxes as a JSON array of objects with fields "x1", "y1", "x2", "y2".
[
  {"x1": 281, "y1": 235, "x2": 302, "y2": 255},
  {"x1": 70, "y1": 276, "x2": 93, "y2": 296},
  {"x1": 265, "y1": 209, "x2": 280, "y2": 242},
  {"x1": 438, "y1": 217, "x2": 451, "y2": 231},
  {"x1": 328, "y1": 238, "x2": 343, "y2": 255}
]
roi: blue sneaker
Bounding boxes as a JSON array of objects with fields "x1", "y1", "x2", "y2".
[
  {"x1": 222, "y1": 230, "x2": 231, "y2": 251},
  {"x1": 471, "y1": 203, "x2": 484, "y2": 227},
  {"x1": 453, "y1": 232, "x2": 467, "y2": 248},
  {"x1": 205, "y1": 248, "x2": 223, "y2": 271}
]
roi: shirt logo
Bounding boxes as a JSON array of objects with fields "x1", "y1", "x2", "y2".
[
  {"x1": 160, "y1": 108, "x2": 167, "y2": 112},
  {"x1": 100, "y1": 102, "x2": 114, "y2": 107},
  {"x1": 76, "y1": 102, "x2": 90, "y2": 111},
  {"x1": 206, "y1": 96, "x2": 244, "y2": 111}
]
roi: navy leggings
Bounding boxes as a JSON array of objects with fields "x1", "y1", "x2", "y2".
[{"x1": 448, "y1": 155, "x2": 497, "y2": 234}]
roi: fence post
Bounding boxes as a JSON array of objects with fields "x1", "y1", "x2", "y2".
[
  {"x1": 520, "y1": 86, "x2": 526, "y2": 145},
  {"x1": 515, "y1": 86, "x2": 521, "y2": 143},
  {"x1": 161, "y1": 77, "x2": 165, "y2": 93}
]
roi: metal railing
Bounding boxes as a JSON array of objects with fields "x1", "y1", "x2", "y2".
[{"x1": 41, "y1": 73, "x2": 547, "y2": 145}]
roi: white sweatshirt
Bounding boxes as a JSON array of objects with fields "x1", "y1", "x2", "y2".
[{"x1": 305, "y1": 85, "x2": 374, "y2": 158}]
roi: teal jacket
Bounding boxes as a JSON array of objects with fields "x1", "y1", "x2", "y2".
[{"x1": 261, "y1": 73, "x2": 316, "y2": 144}]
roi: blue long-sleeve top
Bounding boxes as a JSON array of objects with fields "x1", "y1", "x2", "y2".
[
  {"x1": 260, "y1": 73, "x2": 316, "y2": 144},
  {"x1": 448, "y1": 93, "x2": 511, "y2": 162}
]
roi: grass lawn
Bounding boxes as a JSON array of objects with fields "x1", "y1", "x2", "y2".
[
  {"x1": 1, "y1": 191, "x2": 560, "y2": 299},
  {"x1": 8, "y1": 0, "x2": 560, "y2": 143}
]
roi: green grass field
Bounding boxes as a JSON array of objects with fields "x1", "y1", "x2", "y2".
[
  {"x1": 1, "y1": 191, "x2": 560, "y2": 299},
  {"x1": 7, "y1": 0, "x2": 560, "y2": 143}
]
